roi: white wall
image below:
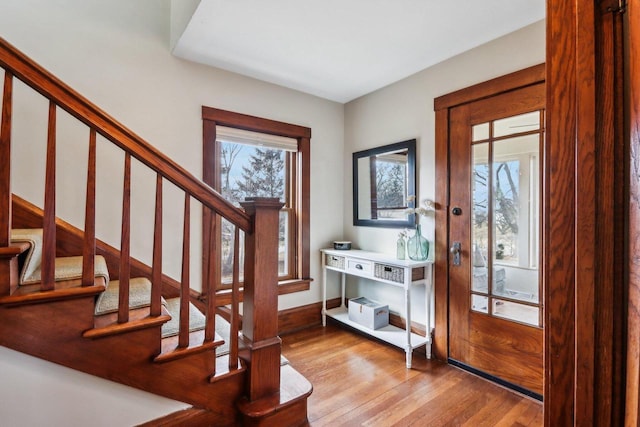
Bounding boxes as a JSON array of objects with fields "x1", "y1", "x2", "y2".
[
  {"x1": 343, "y1": 20, "x2": 546, "y2": 328},
  {"x1": 0, "y1": 346, "x2": 189, "y2": 427},
  {"x1": 0, "y1": 0, "x2": 344, "y2": 424}
]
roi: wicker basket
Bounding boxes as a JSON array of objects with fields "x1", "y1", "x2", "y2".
[
  {"x1": 374, "y1": 263, "x2": 404, "y2": 283},
  {"x1": 325, "y1": 254, "x2": 345, "y2": 269}
]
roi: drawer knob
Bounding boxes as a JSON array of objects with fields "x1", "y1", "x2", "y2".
[{"x1": 355, "y1": 264, "x2": 363, "y2": 270}]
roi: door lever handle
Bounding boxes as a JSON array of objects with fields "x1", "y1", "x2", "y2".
[{"x1": 450, "y1": 242, "x2": 461, "y2": 266}]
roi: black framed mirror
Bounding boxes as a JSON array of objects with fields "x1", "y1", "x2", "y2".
[{"x1": 353, "y1": 139, "x2": 416, "y2": 228}]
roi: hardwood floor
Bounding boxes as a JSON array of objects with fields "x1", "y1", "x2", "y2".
[{"x1": 281, "y1": 323, "x2": 542, "y2": 426}]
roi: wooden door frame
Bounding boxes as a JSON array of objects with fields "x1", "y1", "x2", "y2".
[
  {"x1": 545, "y1": 1, "x2": 628, "y2": 425},
  {"x1": 435, "y1": 0, "x2": 633, "y2": 424},
  {"x1": 433, "y1": 63, "x2": 546, "y2": 363},
  {"x1": 626, "y1": 0, "x2": 640, "y2": 425}
]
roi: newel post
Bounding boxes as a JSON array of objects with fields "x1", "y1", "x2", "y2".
[{"x1": 239, "y1": 197, "x2": 284, "y2": 402}]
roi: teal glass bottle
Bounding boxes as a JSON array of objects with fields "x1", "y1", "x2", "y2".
[{"x1": 407, "y1": 224, "x2": 429, "y2": 261}]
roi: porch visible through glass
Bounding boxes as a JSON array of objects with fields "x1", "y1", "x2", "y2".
[{"x1": 470, "y1": 111, "x2": 543, "y2": 327}]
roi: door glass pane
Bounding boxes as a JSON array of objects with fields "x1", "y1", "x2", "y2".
[
  {"x1": 492, "y1": 134, "x2": 539, "y2": 306},
  {"x1": 493, "y1": 111, "x2": 540, "y2": 138},
  {"x1": 492, "y1": 299, "x2": 539, "y2": 326},
  {"x1": 472, "y1": 122, "x2": 489, "y2": 141},
  {"x1": 472, "y1": 294, "x2": 489, "y2": 314},
  {"x1": 471, "y1": 143, "x2": 489, "y2": 293}
]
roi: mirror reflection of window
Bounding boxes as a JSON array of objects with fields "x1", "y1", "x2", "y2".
[
  {"x1": 353, "y1": 139, "x2": 416, "y2": 228},
  {"x1": 373, "y1": 151, "x2": 409, "y2": 220}
]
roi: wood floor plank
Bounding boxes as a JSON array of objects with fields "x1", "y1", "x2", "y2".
[{"x1": 281, "y1": 324, "x2": 542, "y2": 426}]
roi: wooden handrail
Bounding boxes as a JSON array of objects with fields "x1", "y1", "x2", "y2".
[{"x1": 0, "y1": 38, "x2": 251, "y2": 232}]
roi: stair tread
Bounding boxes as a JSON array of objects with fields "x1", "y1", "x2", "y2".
[
  {"x1": 84, "y1": 305, "x2": 172, "y2": 339},
  {"x1": 0, "y1": 276, "x2": 107, "y2": 306},
  {"x1": 237, "y1": 363, "x2": 313, "y2": 418},
  {"x1": 156, "y1": 307, "x2": 233, "y2": 363},
  {"x1": 2, "y1": 241, "x2": 31, "y2": 255},
  {"x1": 10, "y1": 228, "x2": 110, "y2": 285},
  {"x1": 209, "y1": 354, "x2": 247, "y2": 383},
  {"x1": 155, "y1": 329, "x2": 223, "y2": 363},
  {"x1": 9, "y1": 228, "x2": 42, "y2": 283},
  {"x1": 161, "y1": 297, "x2": 206, "y2": 338},
  {"x1": 95, "y1": 277, "x2": 165, "y2": 315}
]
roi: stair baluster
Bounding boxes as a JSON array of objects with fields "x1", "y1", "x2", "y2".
[
  {"x1": 118, "y1": 152, "x2": 131, "y2": 323},
  {"x1": 81, "y1": 129, "x2": 97, "y2": 287},
  {"x1": 179, "y1": 193, "x2": 191, "y2": 348},
  {"x1": 204, "y1": 209, "x2": 217, "y2": 344},
  {"x1": 151, "y1": 174, "x2": 163, "y2": 317},
  {"x1": 0, "y1": 71, "x2": 12, "y2": 250},
  {"x1": 0, "y1": 71, "x2": 17, "y2": 296},
  {"x1": 41, "y1": 101, "x2": 57, "y2": 291},
  {"x1": 229, "y1": 226, "x2": 240, "y2": 370}
]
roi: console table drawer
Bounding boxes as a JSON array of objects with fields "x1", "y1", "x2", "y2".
[{"x1": 346, "y1": 259, "x2": 373, "y2": 276}]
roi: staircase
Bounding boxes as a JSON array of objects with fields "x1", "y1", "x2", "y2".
[{"x1": 0, "y1": 38, "x2": 311, "y2": 426}]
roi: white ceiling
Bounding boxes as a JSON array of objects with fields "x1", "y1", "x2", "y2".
[{"x1": 172, "y1": 0, "x2": 545, "y2": 103}]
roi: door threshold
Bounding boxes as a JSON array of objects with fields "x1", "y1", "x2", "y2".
[{"x1": 448, "y1": 358, "x2": 543, "y2": 402}]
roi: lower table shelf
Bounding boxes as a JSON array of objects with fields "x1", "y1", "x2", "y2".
[{"x1": 325, "y1": 306, "x2": 429, "y2": 350}]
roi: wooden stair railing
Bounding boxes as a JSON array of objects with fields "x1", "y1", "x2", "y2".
[{"x1": 0, "y1": 37, "x2": 283, "y2": 408}]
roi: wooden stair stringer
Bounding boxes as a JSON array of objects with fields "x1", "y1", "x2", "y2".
[{"x1": 0, "y1": 295, "x2": 246, "y2": 418}]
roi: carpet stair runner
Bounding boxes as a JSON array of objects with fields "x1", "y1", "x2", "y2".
[{"x1": 8, "y1": 228, "x2": 214, "y2": 342}]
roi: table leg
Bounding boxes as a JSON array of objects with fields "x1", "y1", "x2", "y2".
[
  {"x1": 322, "y1": 266, "x2": 327, "y2": 327},
  {"x1": 425, "y1": 264, "x2": 432, "y2": 359},
  {"x1": 405, "y1": 286, "x2": 412, "y2": 368}
]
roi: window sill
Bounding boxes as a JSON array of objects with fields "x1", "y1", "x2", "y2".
[
  {"x1": 278, "y1": 278, "x2": 313, "y2": 295},
  {"x1": 214, "y1": 278, "x2": 313, "y2": 305}
]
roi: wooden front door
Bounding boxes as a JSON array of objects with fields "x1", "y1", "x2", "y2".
[{"x1": 447, "y1": 82, "x2": 545, "y2": 398}]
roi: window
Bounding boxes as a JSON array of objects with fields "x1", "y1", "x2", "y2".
[
  {"x1": 202, "y1": 107, "x2": 311, "y2": 292},
  {"x1": 217, "y1": 127, "x2": 295, "y2": 280}
]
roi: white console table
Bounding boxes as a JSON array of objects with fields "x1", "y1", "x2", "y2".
[{"x1": 321, "y1": 248, "x2": 433, "y2": 368}]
